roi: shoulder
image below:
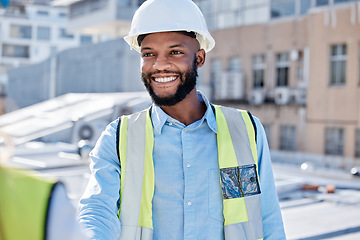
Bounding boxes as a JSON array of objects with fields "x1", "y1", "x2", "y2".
[{"x1": 101, "y1": 118, "x2": 120, "y2": 137}]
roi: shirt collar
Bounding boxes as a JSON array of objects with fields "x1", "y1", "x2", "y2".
[{"x1": 151, "y1": 90, "x2": 218, "y2": 135}]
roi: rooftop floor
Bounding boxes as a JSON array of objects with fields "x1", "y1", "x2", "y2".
[{"x1": 4, "y1": 147, "x2": 360, "y2": 240}]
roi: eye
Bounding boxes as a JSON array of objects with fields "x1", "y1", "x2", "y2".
[
  {"x1": 170, "y1": 50, "x2": 183, "y2": 55},
  {"x1": 142, "y1": 52, "x2": 154, "y2": 58}
]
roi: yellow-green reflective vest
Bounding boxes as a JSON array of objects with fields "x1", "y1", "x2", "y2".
[
  {"x1": 117, "y1": 105, "x2": 264, "y2": 240},
  {"x1": 0, "y1": 166, "x2": 57, "y2": 240}
]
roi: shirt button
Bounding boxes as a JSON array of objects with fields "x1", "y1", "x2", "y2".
[
  {"x1": 169, "y1": 122, "x2": 173, "y2": 126},
  {"x1": 184, "y1": 129, "x2": 188, "y2": 132},
  {"x1": 186, "y1": 163, "x2": 191, "y2": 168},
  {"x1": 187, "y1": 201, "x2": 192, "y2": 206}
]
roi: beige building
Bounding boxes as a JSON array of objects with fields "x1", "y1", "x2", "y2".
[{"x1": 203, "y1": 4, "x2": 360, "y2": 169}]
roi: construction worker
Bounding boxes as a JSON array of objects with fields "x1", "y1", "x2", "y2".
[
  {"x1": 78, "y1": 0, "x2": 286, "y2": 239},
  {"x1": 0, "y1": 133, "x2": 88, "y2": 240}
]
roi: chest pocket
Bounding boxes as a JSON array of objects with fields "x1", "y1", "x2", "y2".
[{"x1": 220, "y1": 164, "x2": 260, "y2": 199}]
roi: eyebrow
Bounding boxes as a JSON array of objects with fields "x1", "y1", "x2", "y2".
[
  {"x1": 169, "y1": 44, "x2": 184, "y2": 48},
  {"x1": 141, "y1": 44, "x2": 185, "y2": 52},
  {"x1": 141, "y1": 47, "x2": 152, "y2": 52}
]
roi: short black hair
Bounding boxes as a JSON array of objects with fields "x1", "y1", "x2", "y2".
[{"x1": 137, "y1": 31, "x2": 197, "y2": 46}]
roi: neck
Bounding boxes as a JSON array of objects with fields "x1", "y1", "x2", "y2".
[{"x1": 160, "y1": 89, "x2": 206, "y2": 126}]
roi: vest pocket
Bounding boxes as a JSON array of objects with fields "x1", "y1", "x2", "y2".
[
  {"x1": 220, "y1": 164, "x2": 261, "y2": 199},
  {"x1": 208, "y1": 169, "x2": 224, "y2": 222}
]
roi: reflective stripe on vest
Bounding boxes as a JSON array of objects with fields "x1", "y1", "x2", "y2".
[
  {"x1": 118, "y1": 106, "x2": 264, "y2": 240},
  {"x1": 0, "y1": 166, "x2": 57, "y2": 240},
  {"x1": 118, "y1": 110, "x2": 154, "y2": 240}
]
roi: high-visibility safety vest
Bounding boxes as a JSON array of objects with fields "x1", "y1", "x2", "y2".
[
  {"x1": 0, "y1": 166, "x2": 58, "y2": 240},
  {"x1": 117, "y1": 105, "x2": 264, "y2": 240}
]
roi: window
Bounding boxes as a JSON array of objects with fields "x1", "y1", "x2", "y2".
[
  {"x1": 226, "y1": 57, "x2": 242, "y2": 99},
  {"x1": 279, "y1": 125, "x2": 297, "y2": 151},
  {"x1": 10, "y1": 25, "x2": 32, "y2": 39},
  {"x1": 80, "y1": 35, "x2": 93, "y2": 45},
  {"x1": 330, "y1": 44, "x2": 347, "y2": 85},
  {"x1": 244, "y1": 6, "x2": 268, "y2": 25},
  {"x1": 325, "y1": 127, "x2": 344, "y2": 155},
  {"x1": 219, "y1": 0, "x2": 240, "y2": 11},
  {"x1": 37, "y1": 26, "x2": 51, "y2": 41},
  {"x1": 59, "y1": 28, "x2": 74, "y2": 39},
  {"x1": 228, "y1": 57, "x2": 241, "y2": 72},
  {"x1": 300, "y1": 0, "x2": 312, "y2": 15},
  {"x1": 334, "y1": 0, "x2": 352, "y2": 4},
  {"x1": 210, "y1": 59, "x2": 222, "y2": 99},
  {"x1": 58, "y1": 12, "x2": 67, "y2": 18},
  {"x1": 271, "y1": 0, "x2": 296, "y2": 19},
  {"x1": 276, "y1": 52, "x2": 289, "y2": 86},
  {"x1": 316, "y1": 0, "x2": 329, "y2": 6},
  {"x1": 37, "y1": 10, "x2": 49, "y2": 16},
  {"x1": 356, "y1": 129, "x2": 360, "y2": 158},
  {"x1": 218, "y1": 12, "x2": 240, "y2": 29},
  {"x1": 2, "y1": 44, "x2": 30, "y2": 58},
  {"x1": 296, "y1": 50, "x2": 304, "y2": 80},
  {"x1": 70, "y1": 0, "x2": 108, "y2": 19},
  {"x1": 252, "y1": 54, "x2": 265, "y2": 88}
]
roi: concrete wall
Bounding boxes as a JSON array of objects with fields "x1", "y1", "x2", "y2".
[
  {"x1": 7, "y1": 59, "x2": 51, "y2": 109},
  {"x1": 7, "y1": 38, "x2": 144, "y2": 110}
]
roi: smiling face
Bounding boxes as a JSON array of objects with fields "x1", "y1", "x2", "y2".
[{"x1": 140, "y1": 32, "x2": 205, "y2": 106}]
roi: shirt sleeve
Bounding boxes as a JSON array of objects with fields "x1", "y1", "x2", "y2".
[
  {"x1": 77, "y1": 119, "x2": 122, "y2": 240},
  {"x1": 254, "y1": 117, "x2": 287, "y2": 240}
]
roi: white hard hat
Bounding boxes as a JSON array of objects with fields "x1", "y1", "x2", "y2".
[{"x1": 124, "y1": 0, "x2": 215, "y2": 53}]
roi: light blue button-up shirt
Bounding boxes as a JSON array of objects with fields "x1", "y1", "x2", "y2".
[{"x1": 78, "y1": 91, "x2": 286, "y2": 240}]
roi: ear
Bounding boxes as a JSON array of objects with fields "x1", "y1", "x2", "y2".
[{"x1": 195, "y1": 49, "x2": 206, "y2": 68}]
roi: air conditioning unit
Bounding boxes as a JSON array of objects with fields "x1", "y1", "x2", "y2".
[
  {"x1": 274, "y1": 87, "x2": 290, "y2": 105},
  {"x1": 71, "y1": 119, "x2": 107, "y2": 145},
  {"x1": 248, "y1": 89, "x2": 265, "y2": 105}
]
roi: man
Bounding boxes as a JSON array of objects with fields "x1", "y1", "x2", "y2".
[{"x1": 78, "y1": 0, "x2": 286, "y2": 239}]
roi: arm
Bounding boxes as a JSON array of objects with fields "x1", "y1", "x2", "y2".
[
  {"x1": 78, "y1": 119, "x2": 121, "y2": 240},
  {"x1": 254, "y1": 117, "x2": 286, "y2": 240}
]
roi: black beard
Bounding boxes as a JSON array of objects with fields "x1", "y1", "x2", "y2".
[{"x1": 141, "y1": 58, "x2": 198, "y2": 107}]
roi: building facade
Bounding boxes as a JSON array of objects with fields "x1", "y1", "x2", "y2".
[
  {"x1": 52, "y1": 0, "x2": 146, "y2": 38},
  {"x1": 0, "y1": 0, "x2": 93, "y2": 96},
  {"x1": 5, "y1": 0, "x2": 360, "y2": 168},
  {"x1": 201, "y1": 1, "x2": 360, "y2": 169}
]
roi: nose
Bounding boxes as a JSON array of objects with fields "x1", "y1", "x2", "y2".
[{"x1": 153, "y1": 55, "x2": 171, "y2": 71}]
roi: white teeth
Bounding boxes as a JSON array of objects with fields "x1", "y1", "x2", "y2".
[{"x1": 154, "y1": 77, "x2": 177, "y2": 83}]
